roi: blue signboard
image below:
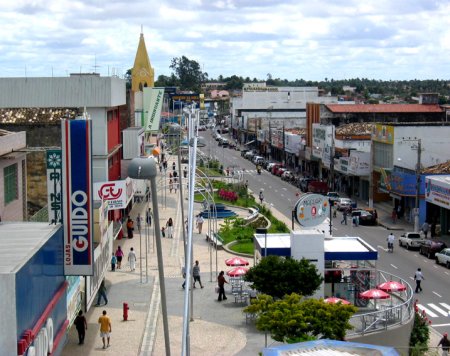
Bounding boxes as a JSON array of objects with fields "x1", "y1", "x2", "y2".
[
  {"x1": 390, "y1": 171, "x2": 425, "y2": 196},
  {"x1": 62, "y1": 119, "x2": 94, "y2": 276}
]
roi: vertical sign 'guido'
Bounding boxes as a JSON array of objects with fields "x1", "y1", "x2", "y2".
[{"x1": 62, "y1": 119, "x2": 94, "y2": 276}]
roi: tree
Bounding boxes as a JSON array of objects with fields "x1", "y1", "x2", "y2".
[
  {"x1": 244, "y1": 256, "x2": 323, "y2": 298},
  {"x1": 244, "y1": 293, "x2": 356, "y2": 343},
  {"x1": 169, "y1": 56, "x2": 207, "y2": 92}
]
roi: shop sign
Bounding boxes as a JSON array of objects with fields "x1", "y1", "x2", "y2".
[
  {"x1": 285, "y1": 133, "x2": 301, "y2": 154},
  {"x1": 294, "y1": 193, "x2": 330, "y2": 227},
  {"x1": 46, "y1": 149, "x2": 62, "y2": 225},
  {"x1": 425, "y1": 176, "x2": 450, "y2": 209},
  {"x1": 94, "y1": 180, "x2": 127, "y2": 210},
  {"x1": 62, "y1": 119, "x2": 94, "y2": 276},
  {"x1": 348, "y1": 151, "x2": 370, "y2": 176}
]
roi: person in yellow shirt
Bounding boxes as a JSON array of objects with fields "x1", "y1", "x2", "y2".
[{"x1": 98, "y1": 310, "x2": 112, "y2": 349}]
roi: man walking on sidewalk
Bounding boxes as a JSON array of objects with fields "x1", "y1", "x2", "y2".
[
  {"x1": 98, "y1": 310, "x2": 112, "y2": 349},
  {"x1": 128, "y1": 247, "x2": 137, "y2": 271},
  {"x1": 193, "y1": 260, "x2": 204, "y2": 288}
]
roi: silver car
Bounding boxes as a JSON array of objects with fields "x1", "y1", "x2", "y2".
[{"x1": 337, "y1": 198, "x2": 353, "y2": 211}]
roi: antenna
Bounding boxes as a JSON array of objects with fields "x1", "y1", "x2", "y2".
[{"x1": 92, "y1": 55, "x2": 100, "y2": 74}]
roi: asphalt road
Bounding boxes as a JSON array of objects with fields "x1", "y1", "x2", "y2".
[{"x1": 201, "y1": 129, "x2": 450, "y2": 331}]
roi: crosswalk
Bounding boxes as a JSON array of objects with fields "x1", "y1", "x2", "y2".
[{"x1": 417, "y1": 302, "x2": 450, "y2": 318}]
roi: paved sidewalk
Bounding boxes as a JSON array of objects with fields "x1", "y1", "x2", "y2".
[{"x1": 63, "y1": 161, "x2": 271, "y2": 355}]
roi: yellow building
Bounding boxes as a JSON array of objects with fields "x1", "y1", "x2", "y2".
[{"x1": 131, "y1": 31, "x2": 155, "y2": 92}]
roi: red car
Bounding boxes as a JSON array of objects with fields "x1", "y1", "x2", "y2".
[
  {"x1": 419, "y1": 239, "x2": 447, "y2": 259},
  {"x1": 271, "y1": 164, "x2": 284, "y2": 175}
]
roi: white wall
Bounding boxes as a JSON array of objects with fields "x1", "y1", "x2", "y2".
[
  {"x1": 0, "y1": 274, "x2": 17, "y2": 355},
  {"x1": 89, "y1": 107, "x2": 107, "y2": 156},
  {"x1": 335, "y1": 139, "x2": 370, "y2": 152},
  {"x1": 92, "y1": 157, "x2": 108, "y2": 183},
  {"x1": 393, "y1": 126, "x2": 450, "y2": 170},
  {"x1": 290, "y1": 230, "x2": 325, "y2": 298}
]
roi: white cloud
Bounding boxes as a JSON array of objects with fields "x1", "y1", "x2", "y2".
[{"x1": 0, "y1": 0, "x2": 449, "y2": 80}]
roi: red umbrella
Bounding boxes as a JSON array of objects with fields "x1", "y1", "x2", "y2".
[
  {"x1": 324, "y1": 297, "x2": 351, "y2": 305},
  {"x1": 227, "y1": 267, "x2": 249, "y2": 277},
  {"x1": 377, "y1": 281, "x2": 407, "y2": 293},
  {"x1": 359, "y1": 289, "x2": 390, "y2": 300},
  {"x1": 225, "y1": 257, "x2": 250, "y2": 266}
]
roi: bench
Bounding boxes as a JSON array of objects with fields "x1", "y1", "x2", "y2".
[{"x1": 206, "y1": 232, "x2": 224, "y2": 249}]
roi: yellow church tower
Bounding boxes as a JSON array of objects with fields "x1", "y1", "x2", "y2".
[{"x1": 131, "y1": 30, "x2": 155, "y2": 92}]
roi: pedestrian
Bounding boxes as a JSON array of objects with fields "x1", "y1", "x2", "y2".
[
  {"x1": 126, "y1": 216, "x2": 134, "y2": 238},
  {"x1": 196, "y1": 214, "x2": 204, "y2": 234},
  {"x1": 74, "y1": 310, "x2": 87, "y2": 345},
  {"x1": 169, "y1": 179, "x2": 173, "y2": 193},
  {"x1": 163, "y1": 160, "x2": 168, "y2": 171},
  {"x1": 193, "y1": 260, "x2": 204, "y2": 288},
  {"x1": 115, "y1": 246, "x2": 124, "y2": 269},
  {"x1": 174, "y1": 177, "x2": 178, "y2": 194},
  {"x1": 169, "y1": 171, "x2": 173, "y2": 179},
  {"x1": 173, "y1": 170, "x2": 178, "y2": 179},
  {"x1": 98, "y1": 310, "x2": 111, "y2": 349},
  {"x1": 438, "y1": 332, "x2": 450, "y2": 355},
  {"x1": 421, "y1": 221, "x2": 429, "y2": 238},
  {"x1": 172, "y1": 162, "x2": 176, "y2": 171},
  {"x1": 159, "y1": 163, "x2": 163, "y2": 173},
  {"x1": 217, "y1": 271, "x2": 228, "y2": 302},
  {"x1": 397, "y1": 205, "x2": 402, "y2": 220},
  {"x1": 183, "y1": 166, "x2": 187, "y2": 178},
  {"x1": 161, "y1": 226, "x2": 166, "y2": 238},
  {"x1": 341, "y1": 209, "x2": 348, "y2": 225},
  {"x1": 244, "y1": 180, "x2": 248, "y2": 190},
  {"x1": 166, "y1": 218, "x2": 174, "y2": 238},
  {"x1": 259, "y1": 190, "x2": 264, "y2": 204},
  {"x1": 431, "y1": 221, "x2": 437, "y2": 238},
  {"x1": 391, "y1": 208, "x2": 397, "y2": 224},
  {"x1": 111, "y1": 253, "x2": 117, "y2": 272},
  {"x1": 136, "y1": 213, "x2": 142, "y2": 233},
  {"x1": 128, "y1": 247, "x2": 136, "y2": 271},
  {"x1": 146, "y1": 208, "x2": 152, "y2": 226},
  {"x1": 95, "y1": 280, "x2": 108, "y2": 306},
  {"x1": 332, "y1": 204, "x2": 337, "y2": 218},
  {"x1": 414, "y1": 268, "x2": 424, "y2": 293},
  {"x1": 181, "y1": 265, "x2": 187, "y2": 289}
]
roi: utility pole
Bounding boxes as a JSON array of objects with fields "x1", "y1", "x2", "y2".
[
  {"x1": 368, "y1": 138, "x2": 374, "y2": 208},
  {"x1": 414, "y1": 139, "x2": 422, "y2": 233}
]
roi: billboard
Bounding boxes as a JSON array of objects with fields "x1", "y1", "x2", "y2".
[
  {"x1": 143, "y1": 87, "x2": 164, "y2": 132},
  {"x1": 425, "y1": 176, "x2": 450, "y2": 209},
  {"x1": 47, "y1": 149, "x2": 63, "y2": 224},
  {"x1": 294, "y1": 194, "x2": 330, "y2": 227},
  {"x1": 94, "y1": 180, "x2": 128, "y2": 210},
  {"x1": 62, "y1": 119, "x2": 94, "y2": 276}
]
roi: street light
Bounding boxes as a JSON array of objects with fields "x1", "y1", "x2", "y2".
[{"x1": 128, "y1": 157, "x2": 171, "y2": 356}]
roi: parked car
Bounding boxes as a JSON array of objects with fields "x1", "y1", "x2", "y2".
[
  {"x1": 351, "y1": 209, "x2": 377, "y2": 225},
  {"x1": 419, "y1": 239, "x2": 447, "y2": 259},
  {"x1": 228, "y1": 141, "x2": 237, "y2": 149},
  {"x1": 244, "y1": 150, "x2": 256, "y2": 159},
  {"x1": 435, "y1": 248, "x2": 450, "y2": 268},
  {"x1": 266, "y1": 162, "x2": 277, "y2": 171},
  {"x1": 271, "y1": 164, "x2": 284, "y2": 175},
  {"x1": 275, "y1": 167, "x2": 287, "y2": 177},
  {"x1": 399, "y1": 232, "x2": 425, "y2": 250},
  {"x1": 336, "y1": 198, "x2": 353, "y2": 211},
  {"x1": 197, "y1": 125, "x2": 206, "y2": 131},
  {"x1": 281, "y1": 170, "x2": 295, "y2": 181},
  {"x1": 240, "y1": 149, "x2": 250, "y2": 157},
  {"x1": 252, "y1": 156, "x2": 264, "y2": 165},
  {"x1": 298, "y1": 177, "x2": 313, "y2": 192},
  {"x1": 326, "y1": 192, "x2": 340, "y2": 202},
  {"x1": 221, "y1": 138, "x2": 229, "y2": 147}
]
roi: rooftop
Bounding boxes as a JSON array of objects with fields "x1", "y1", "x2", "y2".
[
  {"x1": 0, "y1": 223, "x2": 60, "y2": 274},
  {"x1": 422, "y1": 161, "x2": 450, "y2": 174},
  {"x1": 326, "y1": 104, "x2": 443, "y2": 113}
]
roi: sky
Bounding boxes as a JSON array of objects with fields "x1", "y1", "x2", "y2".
[{"x1": 1, "y1": 0, "x2": 449, "y2": 81}]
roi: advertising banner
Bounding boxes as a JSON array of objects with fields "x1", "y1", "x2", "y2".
[
  {"x1": 348, "y1": 151, "x2": 370, "y2": 176},
  {"x1": 144, "y1": 87, "x2": 164, "y2": 132},
  {"x1": 285, "y1": 133, "x2": 301, "y2": 154},
  {"x1": 294, "y1": 193, "x2": 330, "y2": 227},
  {"x1": 373, "y1": 124, "x2": 394, "y2": 144},
  {"x1": 425, "y1": 176, "x2": 450, "y2": 209},
  {"x1": 62, "y1": 119, "x2": 94, "y2": 276},
  {"x1": 47, "y1": 149, "x2": 63, "y2": 225},
  {"x1": 94, "y1": 180, "x2": 127, "y2": 210}
]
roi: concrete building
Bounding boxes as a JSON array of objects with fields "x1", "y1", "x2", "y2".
[{"x1": 0, "y1": 129, "x2": 27, "y2": 221}]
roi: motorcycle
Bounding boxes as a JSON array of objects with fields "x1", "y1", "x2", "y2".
[{"x1": 257, "y1": 165, "x2": 262, "y2": 175}]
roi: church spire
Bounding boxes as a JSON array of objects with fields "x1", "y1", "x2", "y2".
[{"x1": 131, "y1": 30, "x2": 155, "y2": 92}]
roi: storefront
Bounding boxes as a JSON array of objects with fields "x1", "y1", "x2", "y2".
[
  {"x1": 425, "y1": 175, "x2": 450, "y2": 237},
  {"x1": 1, "y1": 223, "x2": 68, "y2": 356}
]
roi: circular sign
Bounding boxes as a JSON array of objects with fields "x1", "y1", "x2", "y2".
[{"x1": 294, "y1": 193, "x2": 330, "y2": 227}]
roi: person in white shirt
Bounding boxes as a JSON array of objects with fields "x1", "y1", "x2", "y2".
[
  {"x1": 414, "y1": 268, "x2": 424, "y2": 293},
  {"x1": 128, "y1": 247, "x2": 137, "y2": 272},
  {"x1": 196, "y1": 215, "x2": 205, "y2": 234},
  {"x1": 387, "y1": 233, "x2": 395, "y2": 252}
]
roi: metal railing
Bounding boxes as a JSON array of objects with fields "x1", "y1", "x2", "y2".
[{"x1": 346, "y1": 269, "x2": 415, "y2": 336}]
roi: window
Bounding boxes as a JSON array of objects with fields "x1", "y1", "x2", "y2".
[{"x1": 4, "y1": 163, "x2": 18, "y2": 204}]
